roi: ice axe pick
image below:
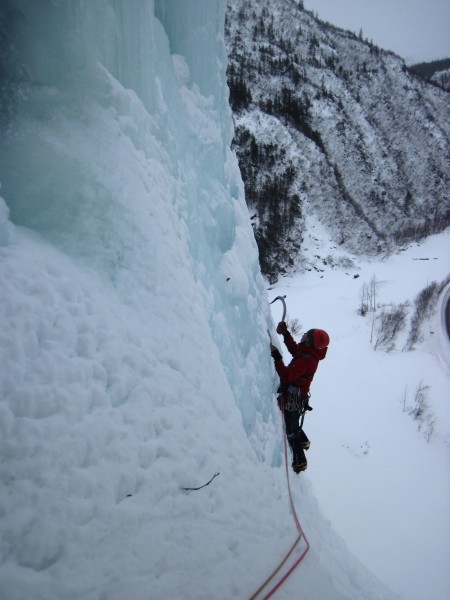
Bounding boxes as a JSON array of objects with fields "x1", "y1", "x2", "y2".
[{"x1": 270, "y1": 295, "x2": 287, "y2": 322}]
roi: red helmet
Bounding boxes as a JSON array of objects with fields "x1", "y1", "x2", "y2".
[{"x1": 307, "y1": 328, "x2": 330, "y2": 349}]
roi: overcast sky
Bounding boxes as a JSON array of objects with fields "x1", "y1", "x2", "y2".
[{"x1": 304, "y1": 0, "x2": 450, "y2": 64}]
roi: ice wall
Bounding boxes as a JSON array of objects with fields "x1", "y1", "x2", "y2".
[
  {"x1": 0, "y1": 2, "x2": 283, "y2": 595},
  {"x1": 0, "y1": 0, "x2": 276, "y2": 434}
]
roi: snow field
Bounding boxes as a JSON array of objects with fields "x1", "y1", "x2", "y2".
[{"x1": 271, "y1": 228, "x2": 450, "y2": 600}]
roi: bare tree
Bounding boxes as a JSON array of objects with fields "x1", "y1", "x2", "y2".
[
  {"x1": 405, "y1": 380, "x2": 435, "y2": 443},
  {"x1": 358, "y1": 275, "x2": 378, "y2": 318},
  {"x1": 369, "y1": 275, "x2": 378, "y2": 343},
  {"x1": 374, "y1": 303, "x2": 407, "y2": 351}
]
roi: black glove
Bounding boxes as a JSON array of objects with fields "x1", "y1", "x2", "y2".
[
  {"x1": 271, "y1": 347, "x2": 282, "y2": 362},
  {"x1": 276, "y1": 321, "x2": 288, "y2": 335}
]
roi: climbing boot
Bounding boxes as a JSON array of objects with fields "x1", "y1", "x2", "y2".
[
  {"x1": 291, "y1": 444, "x2": 307, "y2": 474},
  {"x1": 292, "y1": 458, "x2": 307, "y2": 474}
]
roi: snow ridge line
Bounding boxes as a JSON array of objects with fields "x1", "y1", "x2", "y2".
[{"x1": 249, "y1": 412, "x2": 310, "y2": 600}]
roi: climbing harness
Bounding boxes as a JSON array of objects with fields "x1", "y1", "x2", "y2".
[{"x1": 299, "y1": 394, "x2": 311, "y2": 429}]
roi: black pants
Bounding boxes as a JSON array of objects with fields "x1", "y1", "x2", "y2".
[
  {"x1": 284, "y1": 410, "x2": 309, "y2": 445},
  {"x1": 282, "y1": 393, "x2": 309, "y2": 465}
]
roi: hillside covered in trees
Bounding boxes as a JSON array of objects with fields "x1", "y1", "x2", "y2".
[{"x1": 226, "y1": 0, "x2": 450, "y2": 282}]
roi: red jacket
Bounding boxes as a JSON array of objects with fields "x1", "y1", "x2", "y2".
[{"x1": 273, "y1": 332, "x2": 327, "y2": 396}]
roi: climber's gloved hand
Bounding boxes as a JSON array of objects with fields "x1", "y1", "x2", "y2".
[
  {"x1": 276, "y1": 321, "x2": 288, "y2": 335},
  {"x1": 270, "y1": 344, "x2": 282, "y2": 362}
]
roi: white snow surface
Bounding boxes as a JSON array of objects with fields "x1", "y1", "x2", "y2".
[
  {"x1": 0, "y1": 2, "x2": 449, "y2": 600},
  {"x1": 271, "y1": 224, "x2": 450, "y2": 600}
]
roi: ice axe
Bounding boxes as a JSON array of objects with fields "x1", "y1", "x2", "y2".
[
  {"x1": 270, "y1": 295, "x2": 287, "y2": 323},
  {"x1": 268, "y1": 295, "x2": 287, "y2": 348}
]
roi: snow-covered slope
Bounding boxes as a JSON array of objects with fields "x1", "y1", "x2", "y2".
[
  {"x1": 226, "y1": 0, "x2": 450, "y2": 281},
  {"x1": 271, "y1": 227, "x2": 450, "y2": 600},
  {"x1": 432, "y1": 68, "x2": 450, "y2": 92}
]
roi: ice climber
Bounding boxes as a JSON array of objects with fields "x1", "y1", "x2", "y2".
[{"x1": 270, "y1": 322, "x2": 329, "y2": 474}]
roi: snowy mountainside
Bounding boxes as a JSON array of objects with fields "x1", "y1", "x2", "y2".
[
  {"x1": 431, "y1": 68, "x2": 450, "y2": 92},
  {"x1": 225, "y1": 0, "x2": 450, "y2": 282},
  {"x1": 409, "y1": 57, "x2": 450, "y2": 91},
  {"x1": 0, "y1": 1, "x2": 403, "y2": 599}
]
